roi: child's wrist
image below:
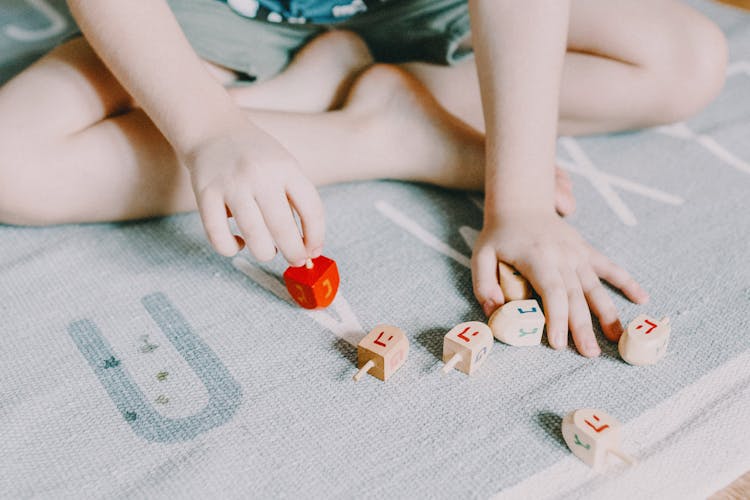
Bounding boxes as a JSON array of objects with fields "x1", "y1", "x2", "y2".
[
  {"x1": 171, "y1": 99, "x2": 250, "y2": 157},
  {"x1": 178, "y1": 109, "x2": 253, "y2": 163},
  {"x1": 484, "y1": 185, "x2": 556, "y2": 219}
]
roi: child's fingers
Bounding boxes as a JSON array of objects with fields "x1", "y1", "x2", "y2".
[
  {"x1": 518, "y1": 256, "x2": 568, "y2": 350},
  {"x1": 196, "y1": 189, "x2": 241, "y2": 257},
  {"x1": 578, "y1": 266, "x2": 623, "y2": 342},
  {"x1": 255, "y1": 190, "x2": 308, "y2": 267},
  {"x1": 471, "y1": 246, "x2": 504, "y2": 317},
  {"x1": 228, "y1": 197, "x2": 276, "y2": 262},
  {"x1": 590, "y1": 250, "x2": 650, "y2": 304},
  {"x1": 286, "y1": 179, "x2": 325, "y2": 258},
  {"x1": 561, "y1": 268, "x2": 599, "y2": 357}
]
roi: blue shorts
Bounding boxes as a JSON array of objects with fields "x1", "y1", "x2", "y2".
[
  {"x1": 224, "y1": 0, "x2": 391, "y2": 25},
  {"x1": 168, "y1": 0, "x2": 472, "y2": 81}
]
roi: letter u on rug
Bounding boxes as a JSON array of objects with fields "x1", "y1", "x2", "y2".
[{"x1": 66, "y1": 292, "x2": 243, "y2": 443}]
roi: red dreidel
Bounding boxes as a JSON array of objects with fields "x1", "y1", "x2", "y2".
[{"x1": 283, "y1": 255, "x2": 340, "y2": 309}]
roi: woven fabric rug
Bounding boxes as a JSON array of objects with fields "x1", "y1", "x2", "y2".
[{"x1": 1, "y1": 0, "x2": 749, "y2": 497}]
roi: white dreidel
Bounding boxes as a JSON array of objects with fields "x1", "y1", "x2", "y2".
[
  {"x1": 619, "y1": 315, "x2": 671, "y2": 366},
  {"x1": 442, "y1": 321, "x2": 494, "y2": 375},
  {"x1": 498, "y1": 262, "x2": 533, "y2": 301},
  {"x1": 561, "y1": 408, "x2": 636, "y2": 472},
  {"x1": 353, "y1": 325, "x2": 409, "y2": 382},
  {"x1": 488, "y1": 299, "x2": 545, "y2": 346}
]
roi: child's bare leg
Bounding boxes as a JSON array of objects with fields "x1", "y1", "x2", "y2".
[
  {"x1": 0, "y1": 37, "x2": 572, "y2": 226},
  {"x1": 227, "y1": 30, "x2": 374, "y2": 113},
  {"x1": 0, "y1": 34, "x2": 488, "y2": 225},
  {"x1": 0, "y1": 34, "x2": 367, "y2": 224},
  {"x1": 402, "y1": 0, "x2": 727, "y2": 136},
  {"x1": 257, "y1": 64, "x2": 486, "y2": 189}
]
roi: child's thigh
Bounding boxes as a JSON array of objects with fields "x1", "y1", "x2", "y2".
[
  {"x1": 0, "y1": 36, "x2": 134, "y2": 140},
  {"x1": 567, "y1": 0, "x2": 725, "y2": 66}
]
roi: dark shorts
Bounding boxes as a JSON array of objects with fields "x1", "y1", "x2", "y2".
[{"x1": 167, "y1": 0, "x2": 471, "y2": 81}]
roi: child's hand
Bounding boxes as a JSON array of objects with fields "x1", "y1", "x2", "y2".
[
  {"x1": 471, "y1": 210, "x2": 649, "y2": 357},
  {"x1": 184, "y1": 121, "x2": 323, "y2": 266}
]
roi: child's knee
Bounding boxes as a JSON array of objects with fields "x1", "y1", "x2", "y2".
[{"x1": 656, "y1": 16, "x2": 727, "y2": 124}]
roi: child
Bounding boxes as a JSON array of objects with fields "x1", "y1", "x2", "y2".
[{"x1": 0, "y1": 0, "x2": 727, "y2": 356}]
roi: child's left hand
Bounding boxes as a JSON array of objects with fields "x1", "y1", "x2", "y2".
[{"x1": 471, "y1": 209, "x2": 650, "y2": 357}]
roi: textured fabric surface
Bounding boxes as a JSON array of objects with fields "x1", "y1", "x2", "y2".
[
  {"x1": 225, "y1": 0, "x2": 387, "y2": 24},
  {"x1": 169, "y1": 0, "x2": 471, "y2": 80},
  {"x1": 1, "y1": 0, "x2": 749, "y2": 498}
]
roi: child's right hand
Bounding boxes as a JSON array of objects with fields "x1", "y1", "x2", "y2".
[
  {"x1": 472, "y1": 209, "x2": 650, "y2": 357},
  {"x1": 183, "y1": 120, "x2": 324, "y2": 266}
]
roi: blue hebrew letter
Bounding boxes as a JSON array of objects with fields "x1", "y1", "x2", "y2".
[
  {"x1": 518, "y1": 328, "x2": 539, "y2": 337},
  {"x1": 67, "y1": 293, "x2": 242, "y2": 443},
  {"x1": 517, "y1": 306, "x2": 537, "y2": 314},
  {"x1": 474, "y1": 346, "x2": 488, "y2": 363}
]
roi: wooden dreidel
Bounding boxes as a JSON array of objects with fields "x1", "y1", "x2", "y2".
[
  {"x1": 498, "y1": 262, "x2": 533, "y2": 301},
  {"x1": 488, "y1": 299, "x2": 545, "y2": 346},
  {"x1": 353, "y1": 325, "x2": 409, "y2": 382},
  {"x1": 283, "y1": 255, "x2": 339, "y2": 309},
  {"x1": 442, "y1": 321, "x2": 493, "y2": 375},
  {"x1": 619, "y1": 315, "x2": 671, "y2": 366},
  {"x1": 561, "y1": 408, "x2": 636, "y2": 472}
]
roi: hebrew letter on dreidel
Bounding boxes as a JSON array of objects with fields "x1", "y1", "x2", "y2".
[
  {"x1": 283, "y1": 255, "x2": 339, "y2": 309},
  {"x1": 519, "y1": 328, "x2": 539, "y2": 337},
  {"x1": 354, "y1": 325, "x2": 409, "y2": 381},
  {"x1": 489, "y1": 300, "x2": 545, "y2": 346},
  {"x1": 67, "y1": 293, "x2": 243, "y2": 443},
  {"x1": 441, "y1": 322, "x2": 493, "y2": 375},
  {"x1": 561, "y1": 408, "x2": 636, "y2": 472},
  {"x1": 619, "y1": 315, "x2": 671, "y2": 366}
]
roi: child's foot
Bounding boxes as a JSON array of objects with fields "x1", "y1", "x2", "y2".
[
  {"x1": 555, "y1": 168, "x2": 576, "y2": 216},
  {"x1": 342, "y1": 64, "x2": 487, "y2": 188},
  {"x1": 342, "y1": 64, "x2": 577, "y2": 215},
  {"x1": 228, "y1": 30, "x2": 373, "y2": 113}
]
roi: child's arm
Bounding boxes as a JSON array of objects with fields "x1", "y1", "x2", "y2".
[
  {"x1": 67, "y1": 0, "x2": 323, "y2": 266},
  {"x1": 468, "y1": 0, "x2": 649, "y2": 356}
]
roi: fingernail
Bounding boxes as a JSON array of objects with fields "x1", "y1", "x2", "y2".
[
  {"x1": 482, "y1": 300, "x2": 497, "y2": 317},
  {"x1": 612, "y1": 320, "x2": 624, "y2": 337},
  {"x1": 585, "y1": 340, "x2": 601, "y2": 357},
  {"x1": 552, "y1": 331, "x2": 567, "y2": 350}
]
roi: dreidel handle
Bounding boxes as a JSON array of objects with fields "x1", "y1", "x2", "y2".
[
  {"x1": 607, "y1": 448, "x2": 637, "y2": 466},
  {"x1": 442, "y1": 352, "x2": 463, "y2": 374},
  {"x1": 305, "y1": 259, "x2": 314, "y2": 269},
  {"x1": 353, "y1": 360, "x2": 375, "y2": 382}
]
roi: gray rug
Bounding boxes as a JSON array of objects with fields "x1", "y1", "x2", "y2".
[{"x1": 1, "y1": 0, "x2": 749, "y2": 498}]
